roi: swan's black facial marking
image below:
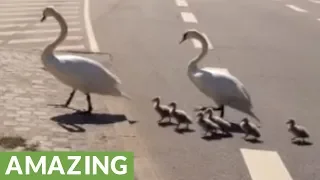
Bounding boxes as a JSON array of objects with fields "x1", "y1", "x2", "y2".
[
  {"x1": 179, "y1": 32, "x2": 188, "y2": 44},
  {"x1": 40, "y1": 11, "x2": 46, "y2": 22}
]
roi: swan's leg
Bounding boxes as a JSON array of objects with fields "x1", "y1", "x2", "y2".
[
  {"x1": 64, "y1": 89, "x2": 76, "y2": 107},
  {"x1": 212, "y1": 105, "x2": 224, "y2": 118},
  {"x1": 85, "y1": 93, "x2": 93, "y2": 114}
]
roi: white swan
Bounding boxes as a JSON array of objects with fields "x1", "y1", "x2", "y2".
[
  {"x1": 179, "y1": 29, "x2": 260, "y2": 122},
  {"x1": 40, "y1": 6, "x2": 129, "y2": 114}
]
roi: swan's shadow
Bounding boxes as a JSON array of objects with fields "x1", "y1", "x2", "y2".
[
  {"x1": 157, "y1": 121, "x2": 177, "y2": 127},
  {"x1": 292, "y1": 140, "x2": 313, "y2": 146},
  {"x1": 174, "y1": 127, "x2": 195, "y2": 134},
  {"x1": 51, "y1": 111, "x2": 128, "y2": 133},
  {"x1": 244, "y1": 138, "x2": 264, "y2": 144}
]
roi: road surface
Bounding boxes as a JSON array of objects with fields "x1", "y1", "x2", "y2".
[
  {"x1": 0, "y1": 0, "x2": 319, "y2": 179},
  {"x1": 90, "y1": 0, "x2": 320, "y2": 179}
]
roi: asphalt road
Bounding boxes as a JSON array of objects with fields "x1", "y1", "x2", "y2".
[
  {"x1": 1, "y1": 0, "x2": 319, "y2": 179},
  {"x1": 90, "y1": 0, "x2": 320, "y2": 179}
]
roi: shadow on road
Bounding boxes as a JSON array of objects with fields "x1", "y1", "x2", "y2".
[
  {"x1": 244, "y1": 138, "x2": 264, "y2": 144},
  {"x1": 157, "y1": 121, "x2": 177, "y2": 127},
  {"x1": 174, "y1": 127, "x2": 195, "y2": 134},
  {"x1": 292, "y1": 140, "x2": 313, "y2": 146},
  {"x1": 51, "y1": 111, "x2": 128, "y2": 133}
]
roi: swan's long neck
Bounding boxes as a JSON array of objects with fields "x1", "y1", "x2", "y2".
[
  {"x1": 41, "y1": 11, "x2": 68, "y2": 64},
  {"x1": 187, "y1": 34, "x2": 209, "y2": 74}
]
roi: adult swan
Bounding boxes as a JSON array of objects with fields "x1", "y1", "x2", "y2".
[
  {"x1": 40, "y1": 6, "x2": 129, "y2": 114},
  {"x1": 179, "y1": 29, "x2": 260, "y2": 122}
]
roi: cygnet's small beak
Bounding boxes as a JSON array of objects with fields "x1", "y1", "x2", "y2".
[
  {"x1": 40, "y1": 16, "x2": 46, "y2": 22},
  {"x1": 179, "y1": 39, "x2": 185, "y2": 44}
]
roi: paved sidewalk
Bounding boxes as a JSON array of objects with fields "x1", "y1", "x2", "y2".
[{"x1": 0, "y1": 50, "x2": 128, "y2": 152}]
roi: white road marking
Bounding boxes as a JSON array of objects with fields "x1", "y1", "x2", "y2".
[
  {"x1": 317, "y1": 18, "x2": 320, "y2": 21},
  {"x1": 34, "y1": 21, "x2": 81, "y2": 27},
  {"x1": 0, "y1": 10, "x2": 78, "y2": 16},
  {"x1": 0, "y1": 6, "x2": 79, "y2": 12},
  {"x1": 0, "y1": 28, "x2": 81, "y2": 36},
  {"x1": 84, "y1": 0, "x2": 100, "y2": 52},
  {"x1": 175, "y1": 0, "x2": 188, "y2": 7},
  {"x1": 181, "y1": 12, "x2": 198, "y2": 23},
  {"x1": 309, "y1": 0, "x2": 320, "y2": 4},
  {"x1": 0, "y1": 23, "x2": 27, "y2": 29},
  {"x1": 241, "y1": 148, "x2": 293, "y2": 180},
  {"x1": 191, "y1": 33, "x2": 213, "y2": 49},
  {"x1": 0, "y1": 2, "x2": 80, "y2": 7},
  {"x1": 56, "y1": 45, "x2": 86, "y2": 51},
  {"x1": 8, "y1": 36, "x2": 83, "y2": 44},
  {"x1": 285, "y1": 4, "x2": 308, "y2": 13}
]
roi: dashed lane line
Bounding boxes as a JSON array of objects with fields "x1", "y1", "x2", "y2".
[
  {"x1": 241, "y1": 148, "x2": 293, "y2": 180},
  {"x1": 285, "y1": 4, "x2": 308, "y2": 13},
  {"x1": 309, "y1": 0, "x2": 320, "y2": 4},
  {"x1": 175, "y1": 0, "x2": 188, "y2": 7},
  {"x1": 180, "y1": 12, "x2": 198, "y2": 23}
]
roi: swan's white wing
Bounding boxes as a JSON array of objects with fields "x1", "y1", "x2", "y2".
[
  {"x1": 55, "y1": 55, "x2": 122, "y2": 85},
  {"x1": 191, "y1": 67, "x2": 252, "y2": 107}
]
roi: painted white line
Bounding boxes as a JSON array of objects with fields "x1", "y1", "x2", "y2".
[
  {"x1": 0, "y1": 10, "x2": 78, "y2": 16},
  {"x1": 285, "y1": 4, "x2": 308, "y2": 13},
  {"x1": 0, "y1": 2, "x2": 80, "y2": 7},
  {"x1": 8, "y1": 36, "x2": 83, "y2": 44},
  {"x1": 84, "y1": 0, "x2": 100, "y2": 52},
  {"x1": 0, "y1": 23, "x2": 27, "y2": 29},
  {"x1": 180, "y1": 12, "x2": 198, "y2": 23},
  {"x1": 0, "y1": 6, "x2": 79, "y2": 12},
  {"x1": 309, "y1": 0, "x2": 320, "y2": 4},
  {"x1": 56, "y1": 45, "x2": 86, "y2": 51},
  {"x1": 0, "y1": 28, "x2": 81, "y2": 36},
  {"x1": 317, "y1": 18, "x2": 320, "y2": 21},
  {"x1": 191, "y1": 33, "x2": 213, "y2": 49},
  {"x1": 34, "y1": 21, "x2": 81, "y2": 27},
  {"x1": 175, "y1": 0, "x2": 188, "y2": 7},
  {"x1": 0, "y1": 16, "x2": 78, "y2": 22},
  {"x1": 241, "y1": 148, "x2": 293, "y2": 180}
]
